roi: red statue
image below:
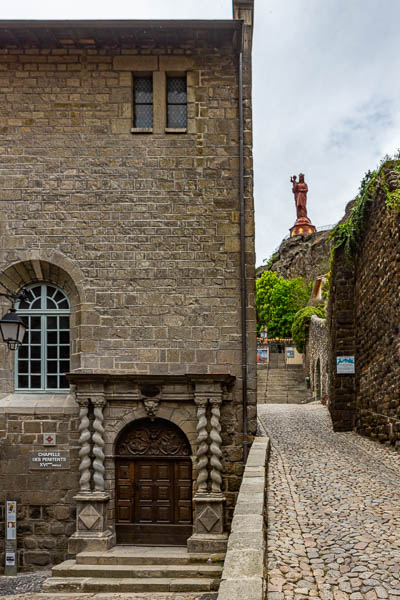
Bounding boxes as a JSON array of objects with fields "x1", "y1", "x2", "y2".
[
  {"x1": 291, "y1": 173, "x2": 308, "y2": 219},
  {"x1": 289, "y1": 173, "x2": 316, "y2": 237}
]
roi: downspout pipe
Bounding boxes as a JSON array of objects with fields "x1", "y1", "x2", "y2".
[{"x1": 238, "y1": 23, "x2": 248, "y2": 464}]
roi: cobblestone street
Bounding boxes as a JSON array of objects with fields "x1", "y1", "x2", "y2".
[{"x1": 258, "y1": 403, "x2": 400, "y2": 600}]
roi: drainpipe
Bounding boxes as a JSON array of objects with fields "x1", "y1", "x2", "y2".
[{"x1": 238, "y1": 23, "x2": 248, "y2": 464}]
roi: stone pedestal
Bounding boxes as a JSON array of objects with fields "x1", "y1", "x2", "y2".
[
  {"x1": 290, "y1": 217, "x2": 316, "y2": 237},
  {"x1": 187, "y1": 493, "x2": 228, "y2": 553},
  {"x1": 68, "y1": 492, "x2": 115, "y2": 554}
]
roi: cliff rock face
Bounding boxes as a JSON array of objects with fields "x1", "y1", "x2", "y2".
[{"x1": 260, "y1": 230, "x2": 331, "y2": 282}]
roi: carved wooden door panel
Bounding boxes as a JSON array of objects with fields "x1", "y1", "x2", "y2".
[{"x1": 115, "y1": 418, "x2": 193, "y2": 545}]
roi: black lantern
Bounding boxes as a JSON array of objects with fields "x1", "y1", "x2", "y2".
[{"x1": 0, "y1": 308, "x2": 27, "y2": 350}]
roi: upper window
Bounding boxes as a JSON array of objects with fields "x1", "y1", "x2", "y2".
[
  {"x1": 134, "y1": 76, "x2": 153, "y2": 129},
  {"x1": 16, "y1": 284, "x2": 70, "y2": 391},
  {"x1": 167, "y1": 76, "x2": 187, "y2": 129}
]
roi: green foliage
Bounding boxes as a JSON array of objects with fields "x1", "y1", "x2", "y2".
[
  {"x1": 330, "y1": 158, "x2": 400, "y2": 264},
  {"x1": 329, "y1": 169, "x2": 378, "y2": 264},
  {"x1": 256, "y1": 272, "x2": 311, "y2": 338},
  {"x1": 291, "y1": 306, "x2": 326, "y2": 353}
]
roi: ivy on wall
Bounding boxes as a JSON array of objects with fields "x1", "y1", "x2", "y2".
[{"x1": 330, "y1": 158, "x2": 400, "y2": 264}]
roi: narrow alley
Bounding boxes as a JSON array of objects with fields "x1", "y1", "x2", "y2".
[{"x1": 258, "y1": 403, "x2": 400, "y2": 600}]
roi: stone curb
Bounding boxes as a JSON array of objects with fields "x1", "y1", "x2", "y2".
[{"x1": 217, "y1": 436, "x2": 270, "y2": 600}]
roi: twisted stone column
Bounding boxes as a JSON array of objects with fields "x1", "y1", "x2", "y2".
[
  {"x1": 77, "y1": 397, "x2": 91, "y2": 492},
  {"x1": 92, "y1": 396, "x2": 106, "y2": 492},
  {"x1": 195, "y1": 398, "x2": 209, "y2": 493},
  {"x1": 209, "y1": 398, "x2": 223, "y2": 493}
]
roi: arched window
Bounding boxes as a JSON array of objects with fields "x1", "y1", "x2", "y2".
[{"x1": 15, "y1": 283, "x2": 70, "y2": 391}]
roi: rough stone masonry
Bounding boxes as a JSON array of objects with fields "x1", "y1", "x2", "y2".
[{"x1": 0, "y1": 4, "x2": 256, "y2": 572}]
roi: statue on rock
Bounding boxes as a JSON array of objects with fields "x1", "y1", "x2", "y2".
[{"x1": 289, "y1": 173, "x2": 316, "y2": 237}]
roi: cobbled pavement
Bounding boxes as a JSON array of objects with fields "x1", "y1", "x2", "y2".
[{"x1": 258, "y1": 402, "x2": 400, "y2": 600}]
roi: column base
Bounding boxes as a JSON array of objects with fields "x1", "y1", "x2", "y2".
[
  {"x1": 68, "y1": 492, "x2": 115, "y2": 555},
  {"x1": 187, "y1": 532, "x2": 228, "y2": 554},
  {"x1": 188, "y1": 493, "x2": 227, "y2": 553}
]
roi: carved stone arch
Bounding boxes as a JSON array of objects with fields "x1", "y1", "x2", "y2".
[
  {"x1": 115, "y1": 417, "x2": 192, "y2": 458},
  {"x1": 107, "y1": 405, "x2": 196, "y2": 454},
  {"x1": 0, "y1": 251, "x2": 86, "y2": 310},
  {"x1": 0, "y1": 253, "x2": 87, "y2": 373}
]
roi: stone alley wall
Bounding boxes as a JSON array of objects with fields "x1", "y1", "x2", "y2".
[{"x1": 328, "y1": 161, "x2": 400, "y2": 448}]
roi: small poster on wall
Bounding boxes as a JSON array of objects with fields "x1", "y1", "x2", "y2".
[{"x1": 336, "y1": 356, "x2": 355, "y2": 374}]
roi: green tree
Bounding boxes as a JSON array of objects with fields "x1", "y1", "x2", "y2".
[
  {"x1": 256, "y1": 272, "x2": 311, "y2": 338},
  {"x1": 291, "y1": 305, "x2": 326, "y2": 353}
]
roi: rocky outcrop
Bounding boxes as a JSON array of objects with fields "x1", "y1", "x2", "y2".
[{"x1": 258, "y1": 230, "x2": 331, "y2": 282}]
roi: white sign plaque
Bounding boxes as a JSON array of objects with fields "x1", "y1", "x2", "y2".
[
  {"x1": 30, "y1": 450, "x2": 70, "y2": 470},
  {"x1": 336, "y1": 356, "x2": 355, "y2": 374},
  {"x1": 5, "y1": 552, "x2": 15, "y2": 566},
  {"x1": 43, "y1": 433, "x2": 56, "y2": 446}
]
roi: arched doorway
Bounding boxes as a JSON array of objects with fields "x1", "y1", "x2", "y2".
[{"x1": 115, "y1": 418, "x2": 193, "y2": 546}]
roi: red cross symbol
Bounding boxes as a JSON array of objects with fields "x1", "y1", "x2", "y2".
[{"x1": 46, "y1": 435, "x2": 54, "y2": 443}]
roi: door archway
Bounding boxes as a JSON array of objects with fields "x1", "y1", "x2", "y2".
[{"x1": 115, "y1": 418, "x2": 193, "y2": 546}]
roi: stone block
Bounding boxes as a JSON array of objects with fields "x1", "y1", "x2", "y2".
[{"x1": 218, "y1": 577, "x2": 264, "y2": 600}]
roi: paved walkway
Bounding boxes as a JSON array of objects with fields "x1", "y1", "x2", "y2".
[
  {"x1": 258, "y1": 403, "x2": 400, "y2": 600},
  {"x1": 0, "y1": 593, "x2": 216, "y2": 600}
]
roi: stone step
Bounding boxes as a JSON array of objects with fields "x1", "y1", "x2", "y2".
[
  {"x1": 75, "y1": 546, "x2": 224, "y2": 566},
  {"x1": 52, "y1": 561, "x2": 222, "y2": 579},
  {"x1": 43, "y1": 576, "x2": 219, "y2": 593}
]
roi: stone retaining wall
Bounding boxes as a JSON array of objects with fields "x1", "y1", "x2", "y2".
[
  {"x1": 217, "y1": 436, "x2": 270, "y2": 600},
  {"x1": 306, "y1": 315, "x2": 328, "y2": 402},
  {"x1": 328, "y1": 161, "x2": 400, "y2": 447}
]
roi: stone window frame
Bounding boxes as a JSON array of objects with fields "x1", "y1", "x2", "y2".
[{"x1": 113, "y1": 55, "x2": 196, "y2": 135}]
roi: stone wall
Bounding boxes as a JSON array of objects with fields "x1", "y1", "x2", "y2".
[
  {"x1": 328, "y1": 162, "x2": 400, "y2": 447},
  {"x1": 217, "y1": 436, "x2": 269, "y2": 600},
  {"x1": 0, "y1": 395, "x2": 79, "y2": 570},
  {"x1": 0, "y1": 19, "x2": 256, "y2": 571},
  {"x1": 305, "y1": 316, "x2": 328, "y2": 402}
]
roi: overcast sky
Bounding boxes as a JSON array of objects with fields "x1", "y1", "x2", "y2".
[{"x1": 2, "y1": 0, "x2": 400, "y2": 266}]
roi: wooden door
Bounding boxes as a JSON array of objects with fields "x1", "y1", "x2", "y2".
[{"x1": 115, "y1": 418, "x2": 193, "y2": 545}]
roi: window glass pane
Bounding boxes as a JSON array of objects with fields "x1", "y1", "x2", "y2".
[
  {"x1": 167, "y1": 105, "x2": 187, "y2": 128},
  {"x1": 47, "y1": 316, "x2": 58, "y2": 330},
  {"x1": 135, "y1": 77, "x2": 152, "y2": 102},
  {"x1": 48, "y1": 346, "x2": 57, "y2": 359},
  {"x1": 18, "y1": 360, "x2": 29, "y2": 373},
  {"x1": 46, "y1": 297, "x2": 57, "y2": 309},
  {"x1": 18, "y1": 375, "x2": 28, "y2": 388},
  {"x1": 59, "y1": 375, "x2": 68, "y2": 389},
  {"x1": 59, "y1": 346, "x2": 69, "y2": 359},
  {"x1": 31, "y1": 361, "x2": 41, "y2": 374},
  {"x1": 47, "y1": 361, "x2": 58, "y2": 374},
  {"x1": 54, "y1": 291, "x2": 65, "y2": 304},
  {"x1": 58, "y1": 299, "x2": 69, "y2": 309},
  {"x1": 47, "y1": 331, "x2": 57, "y2": 344},
  {"x1": 47, "y1": 376, "x2": 58, "y2": 389},
  {"x1": 134, "y1": 105, "x2": 153, "y2": 128},
  {"x1": 60, "y1": 331, "x2": 70, "y2": 344},
  {"x1": 31, "y1": 346, "x2": 41, "y2": 359},
  {"x1": 31, "y1": 286, "x2": 41, "y2": 298},
  {"x1": 60, "y1": 317, "x2": 69, "y2": 329},
  {"x1": 167, "y1": 77, "x2": 186, "y2": 103},
  {"x1": 60, "y1": 360, "x2": 70, "y2": 374},
  {"x1": 19, "y1": 345, "x2": 28, "y2": 359},
  {"x1": 31, "y1": 298, "x2": 42, "y2": 309},
  {"x1": 31, "y1": 331, "x2": 40, "y2": 344},
  {"x1": 31, "y1": 376, "x2": 41, "y2": 389},
  {"x1": 47, "y1": 286, "x2": 56, "y2": 298},
  {"x1": 31, "y1": 316, "x2": 41, "y2": 330}
]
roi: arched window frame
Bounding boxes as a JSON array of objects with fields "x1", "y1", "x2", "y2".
[{"x1": 15, "y1": 283, "x2": 70, "y2": 392}]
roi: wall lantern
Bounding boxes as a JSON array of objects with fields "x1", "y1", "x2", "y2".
[
  {"x1": 0, "y1": 282, "x2": 31, "y2": 351},
  {"x1": 0, "y1": 308, "x2": 27, "y2": 350}
]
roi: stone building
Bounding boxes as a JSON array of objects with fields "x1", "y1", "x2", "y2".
[
  {"x1": 328, "y1": 161, "x2": 400, "y2": 447},
  {"x1": 305, "y1": 315, "x2": 328, "y2": 403},
  {"x1": 0, "y1": 1, "x2": 256, "y2": 572}
]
